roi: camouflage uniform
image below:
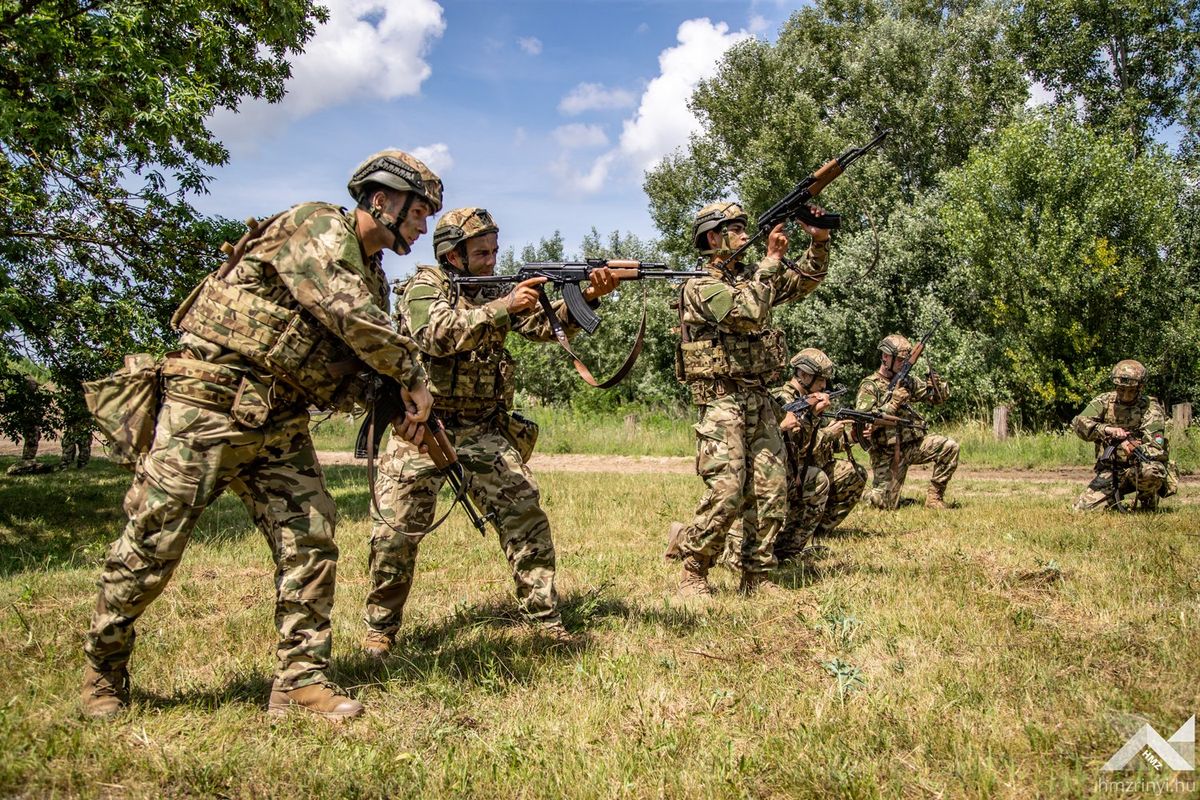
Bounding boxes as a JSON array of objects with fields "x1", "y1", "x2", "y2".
[
  {"x1": 1071, "y1": 379, "x2": 1171, "y2": 511},
  {"x1": 59, "y1": 391, "x2": 93, "y2": 469},
  {"x1": 365, "y1": 238, "x2": 589, "y2": 636},
  {"x1": 724, "y1": 381, "x2": 866, "y2": 567},
  {"x1": 84, "y1": 202, "x2": 429, "y2": 692},
  {"x1": 5, "y1": 376, "x2": 51, "y2": 476},
  {"x1": 856, "y1": 367, "x2": 958, "y2": 510},
  {"x1": 675, "y1": 207, "x2": 827, "y2": 578}
]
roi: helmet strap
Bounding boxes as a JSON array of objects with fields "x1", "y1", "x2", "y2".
[{"x1": 362, "y1": 191, "x2": 415, "y2": 255}]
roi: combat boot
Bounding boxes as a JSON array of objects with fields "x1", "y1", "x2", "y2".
[
  {"x1": 268, "y1": 681, "x2": 364, "y2": 720},
  {"x1": 737, "y1": 571, "x2": 787, "y2": 598},
  {"x1": 81, "y1": 664, "x2": 130, "y2": 720},
  {"x1": 678, "y1": 554, "x2": 714, "y2": 599},
  {"x1": 925, "y1": 484, "x2": 949, "y2": 510},
  {"x1": 663, "y1": 521, "x2": 686, "y2": 562},
  {"x1": 536, "y1": 620, "x2": 579, "y2": 646},
  {"x1": 361, "y1": 629, "x2": 394, "y2": 659}
]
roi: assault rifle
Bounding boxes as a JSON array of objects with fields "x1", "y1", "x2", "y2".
[
  {"x1": 448, "y1": 259, "x2": 708, "y2": 389},
  {"x1": 1097, "y1": 433, "x2": 1154, "y2": 513},
  {"x1": 354, "y1": 377, "x2": 494, "y2": 536},
  {"x1": 781, "y1": 386, "x2": 848, "y2": 418},
  {"x1": 715, "y1": 129, "x2": 890, "y2": 274},
  {"x1": 448, "y1": 259, "x2": 706, "y2": 335},
  {"x1": 889, "y1": 318, "x2": 943, "y2": 392},
  {"x1": 823, "y1": 407, "x2": 927, "y2": 435}
]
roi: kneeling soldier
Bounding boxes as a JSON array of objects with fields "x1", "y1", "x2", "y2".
[
  {"x1": 362, "y1": 207, "x2": 619, "y2": 655},
  {"x1": 1072, "y1": 359, "x2": 1175, "y2": 511}
]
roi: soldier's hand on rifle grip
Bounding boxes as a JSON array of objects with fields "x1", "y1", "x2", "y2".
[
  {"x1": 396, "y1": 384, "x2": 433, "y2": 447},
  {"x1": 890, "y1": 386, "x2": 911, "y2": 407},
  {"x1": 582, "y1": 266, "x2": 619, "y2": 301},
  {"x1": 1104, "y1": 426, "x2": 1129, "y2": 440},
  {"x1": 780, "y1": 411, "x2": 801, "y2": 433},
  {"x1": 504, "y1": 276, "x2": 548, "y2": 314},
  {"x1": 799, "y1": 204, "x2": 831, "y2": 242},
  {"x1": 766, "y1": 223, "x2": 790, "y2": 260},
  {"x1": 811, "y1": 392, "x2": 831, "y2": 416}
]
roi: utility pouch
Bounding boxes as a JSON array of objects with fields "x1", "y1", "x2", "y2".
[
  {"x1": 231, "y1": 376, "x2": 272, "y2": 429},
  {"x1": 502, "y1": 411, "x2": 540, "y2": 464},
  {"x1": 83, "y1": 353, "x2": 161, "y2": 470}
]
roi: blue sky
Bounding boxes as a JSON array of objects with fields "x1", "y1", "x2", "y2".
[{"x1": 198, "y1": 0, "x2": 811, "y2": 280}]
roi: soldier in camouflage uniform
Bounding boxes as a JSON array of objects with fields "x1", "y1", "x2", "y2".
[
  {"x1": 361, "y1": 207, "x2": 619, "y2": 656},
  {"x1": 1071, "y1": 359, "x2": 1174, "y2": 511},
  {"x1": 668, "y1": 201, "x2": 829, "y2": 598},
  {"x1": 4, "y1": 375, "x2": 53, "y2": 476},
  {"x1": 857, "y1": 334, "x2": 958, "y2": 510},
  {"x1": 59, "y1": 388, "x2": 93, "y2": 470},
  {"x1": 80, "y1": 150, "x2": 443, "y2": 721},
  {"x1": 707, "y1": 348, "x2": 866, "y2": 569}
]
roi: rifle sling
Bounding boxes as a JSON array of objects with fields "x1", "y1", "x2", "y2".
[{"x1": 538, "y1": 283, "x2": 648, "y2": 389}]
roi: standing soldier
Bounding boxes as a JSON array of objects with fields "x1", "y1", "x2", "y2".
[
  {"x1": 668, "y1": 201, "x2": 829, "y2": 598},
  {"x1": 361, "y1": 207, "x2": 619, "y2": 656},
  {"x1": 80, "y1": 150, "x2": 442, "y2": 720},
  {"x1": 856, "y1": 334, "x2": 958, "y2": 510},
  {"x1": 59, "y1": 387, "x2": 93, "y2": 470},
  {"x1": 4, "y1": 375, "x2": 53, "y2": 476},
  {"x1": 1071, "y1": 359, "x2": 1174, "y2": 511},
  {"x1": 696, "y1": 348, "x2": 866, "y2": 569}
]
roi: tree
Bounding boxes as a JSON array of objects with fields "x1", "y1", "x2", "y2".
[{"x1": 0, "y1": 0, "x2": 326, "y2": 434}]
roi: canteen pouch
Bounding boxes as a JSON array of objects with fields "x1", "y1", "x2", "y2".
[
  {"x1": 83, "y1": 353, "x2": 160, "y2": 471},
  {"x1": 502, "y1": 411, "x2": 540, "y2": 464},
  {"x1": 231, "y1": 376, "x2": 272, "y2": 429}
]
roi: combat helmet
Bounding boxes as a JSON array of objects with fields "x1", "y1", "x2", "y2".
[
  {"x1": 692, "y1": 201, "x2": 748, "y2": 251},
  {"x1": 347, "y1": 150, "x2": 443, "y2": 214},
  {"x1": 1111, "y1": 359, "x2": 1147, "y2": 387},
  {"x1": 878, "y1": 334, "x2": 912, "y2": 357},
  {"x1": 791, "y1": 348, "x2": 835, "y2": 379},
  {"x1": 434, "y1": 208, "x2": 499, "y2": 260}
]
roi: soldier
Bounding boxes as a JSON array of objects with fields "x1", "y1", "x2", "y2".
[
  {"x1": 59, "y1": 388, "x2": 93, "y2": 470},
  {"x1": 1071, "y1": 359, "x2": 1174, "y2": 511},
  {"x1": 856, "y1": 334, "x2": 958, "y2": 510},
  {"x1": 361, "y1": 207, "x2": 619, "y2": 656},
  {"x1": 4, "y1": 375, "x2": 53, "y2": 476},
  {"x1": 667, "y1": 201, "x2": 829, "y2": 598},
  {"x1": 701, "y1": 348, "x2": 866, "y2": 569},
  {"x1": 80, "y1": 150, "x2": 442, "y2": 721}
]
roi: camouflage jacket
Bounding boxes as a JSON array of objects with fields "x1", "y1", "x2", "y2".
[
  {"x1": 176, "y1": 203, "x2": 426, "y2": 410},
  {"x1": 396, "y1": 264, "x2": 586, "y2": 414},
  {"x1": 854, "y1": 369, "x2": 950, "y2": 448},
  {"x1": 676, "y1": 242, "x2": 827, "y2": 398},
  {"x1": 1071, "y1": 391, "x2": 1168, "y2": 462},
  {"x1": 772, "y1": 381, "x2": 850, "y2": 471}
]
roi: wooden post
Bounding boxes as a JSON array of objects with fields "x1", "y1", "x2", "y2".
[
  {"x1": 1172, "y1": 402, "x2": 1192, "y2": 431},
  {"x1": 624, "y1": 413, "x2": 637, "y2": 433},
  {"x1": 993, "y1": 405, "x2": 1009, "y2": 441}
]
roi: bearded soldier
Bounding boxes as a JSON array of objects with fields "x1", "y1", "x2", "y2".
[
  {"x1": 856, "y1": 334, "x2": 958, "y2": 510},
  {"x1": 702, "y1": 348, "x2": 866, "y2": 569},
  {"x1": 668, "y1": 201, "x2": 829, "y2": 598},
  {"x1": 1071, "y1": 359, "x2": 1175, "y2": 511},
  {"x1": 81, "y1": 150, "x2": 442, "y2": 721},
  {"x1": 361, "y1": 207, "x2": 619, "y2": 655}
]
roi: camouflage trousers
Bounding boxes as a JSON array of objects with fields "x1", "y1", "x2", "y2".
[
  {"x1": 865, "y1": 434, "x2": 959, "y2": 510},
  {"x1": 365, "y1": 417, "x2": 558, "y2": 635},
  {"x1": 1073, "y1": 460, "x2": 1168, "y2": 511},
  {"x1": 4, "y1": 421, "x2": 43, "y2": 475},
  {"x1": 60, "y1": 424, "x2": 92, "y2": 469},
  {"x1": 725, "y1": 458, "x2": 867, "y2": 567},
  {"x1": 680, "y1": 390, "x2": 787, "y2": 574},
  {"x1": 83, "y1": 397, "x2": 339, "y2": 690}
]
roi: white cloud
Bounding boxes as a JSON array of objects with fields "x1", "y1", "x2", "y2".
[
  {"x1": 518, "y1": 36, "x2": 543, "y2": 55},
  {"x1": 748, "y1": 14, "x2": 770, "y2": 35},
  {"x1": 209, "y1": 0, "x2": 446, "y2": 149},
  {"x1": 552, "y1": 123, "x2": 609, "y2": 150},
  {"x1": 514, "y1": 127, "x2": 528, "y2": 146},
  {"x1": 410, "y1": 143, "x2": 454, "y2": 175},
  {"x1": 550, "y1": 152, "x2": 619, "y2": 194},
  {"x1": 636, "y1": 22, "x2": 650, "y2": 35},
  {"x1": 558, "y1": 82, "x2": 638, "y2": 115}
]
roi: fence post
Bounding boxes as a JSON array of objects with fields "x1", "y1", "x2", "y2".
[
  {"x1": 993, "y1": 405, "x2": 1009, "y2": 441},
  {"x1": 1172, "y1": 402, "x2": 1192, "y2": 432}
]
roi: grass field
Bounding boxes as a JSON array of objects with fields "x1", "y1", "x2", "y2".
[{"x1": 1, "y1": 455, "x2": 1197, "y2": 798}]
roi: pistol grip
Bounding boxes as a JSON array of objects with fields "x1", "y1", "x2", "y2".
[
  {"x1": 561, "y1": 281, "x2": 601, "y2": 334},
  {"x1": 794, "y1": 205, "x2": 841, "y2": 230}
]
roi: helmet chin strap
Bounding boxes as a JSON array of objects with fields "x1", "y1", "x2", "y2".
[{"x1": 364, "y1": 193, "x2": 415, "y2": 255}]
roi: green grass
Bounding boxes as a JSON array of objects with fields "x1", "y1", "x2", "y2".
[
  {"x1": 1, "y1": 456, "x2": 1197, "y2": 797},
  {"x1": 308, "y1": 406, "x2": 1200, "y2": 471}
]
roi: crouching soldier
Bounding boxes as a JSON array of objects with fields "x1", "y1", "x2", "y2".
[
  {"x1": 1072, "y1": 359, "x2": 1176, "y2": 511},
  {"x1": 362, "y1": 207, "x2": 620, "y2": 655}
]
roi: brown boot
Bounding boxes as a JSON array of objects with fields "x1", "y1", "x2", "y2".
[
  {"x1": 81, "y1": 664, "x2": 130, "y2": 720},
  {"x1": 678, "y1": 554, "x2": 714, "y2": 598},
  {"x1": 536, "y1": 620, "x2": 579, "y2": 646},
  {"x1": 664, "y1": 521, "x2": 687, "y2": 561},
  {"x1": 268, "y1": 682, "x2": 364, "y2": 720},
  {"x1": 737, "y1": 571, "x2": 787, "y2": 597},
  {"x1": 925, "y1": 484, "x2": 948, "y2": 509},
  {"x1": 362, "y1": 629, "x2": 394, "y2": 659}
]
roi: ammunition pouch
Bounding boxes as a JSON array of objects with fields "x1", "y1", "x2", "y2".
[
  {"x1": 424, "y1": 347, "x2": 516, "y2": 410},
  {"x1": 174, "y1": 274, "x2": 362, "y2": 411},
  {"x1": 677, "y1": 327, "x2": 787, "y2": 384},
  {"x1": 501, "y1": 411, "x2": 540, "y2": 464},
  {"x1": 83, "y1": 353, "x2": 161, "y2": 471}
]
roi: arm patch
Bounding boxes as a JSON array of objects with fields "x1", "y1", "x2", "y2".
[{"x1": 699, "y1": 282, "x2": 734, "y2": 322}]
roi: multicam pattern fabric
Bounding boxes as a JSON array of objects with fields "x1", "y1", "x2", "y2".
[
  {"x1": 365, "y1": 263, "x2": 584, "y2": 632},
  {"x1": 1071, "y1": 390, "x2": 1170, "y2": 511},
  {"x1": 84, "y1": 400, "x2": 337, "y2": 689}
]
